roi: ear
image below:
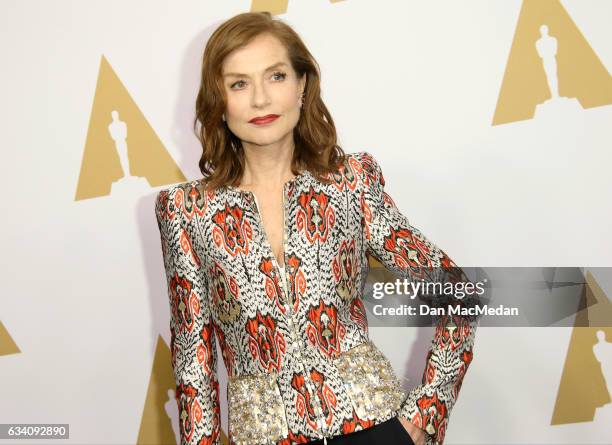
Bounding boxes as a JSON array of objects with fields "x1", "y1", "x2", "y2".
[{"x1": 299, "y1": 73, "x2": 307, "y2": 95}]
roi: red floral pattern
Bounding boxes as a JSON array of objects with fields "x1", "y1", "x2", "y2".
[{"x1": 155, "y1": 152, "x2": 478, "y2": 445}]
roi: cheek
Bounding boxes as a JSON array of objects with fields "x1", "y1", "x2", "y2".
[
  {"x1": 225, "y1": 95, "x2": 248, "y2": 119},
  {"x1": 277, "y1": 90, "x2": 299, "y2": 110}
]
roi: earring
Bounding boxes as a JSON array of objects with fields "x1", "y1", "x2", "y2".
[
  {"x1": 298, "y1": 91, "x2": 305, "y2": 108},
  {"x1": 222, "y1": 113, "x2": 226, "y2": 122}
]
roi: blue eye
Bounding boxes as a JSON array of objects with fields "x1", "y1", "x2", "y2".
[{"x1": 230, "y1": 71, "x2": 287, "y2": 90}]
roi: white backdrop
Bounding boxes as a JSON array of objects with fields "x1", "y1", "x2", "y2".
[{"x1": 1, "y1": 0, "x2": 611, "y2": 444}]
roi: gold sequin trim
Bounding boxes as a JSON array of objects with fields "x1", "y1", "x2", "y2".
[
  {"x1": 334, "y1": 341, "x2": 406, "y2": 420},
  {"x1": 228, "y1": 372, "x2": 289, "y2": 445}
]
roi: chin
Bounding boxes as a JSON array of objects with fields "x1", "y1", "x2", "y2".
[{"x1": 239, "y1": 129, "x2": 292, "y2": 146}]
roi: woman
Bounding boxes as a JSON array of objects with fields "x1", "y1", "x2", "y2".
[{"x1": 155, "y1": 11, "x2": 478, "y2": 445}]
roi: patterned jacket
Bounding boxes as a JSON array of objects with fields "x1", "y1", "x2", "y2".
[{"x1": 154, "y1": 151, "x2": 478, "y2": 445}]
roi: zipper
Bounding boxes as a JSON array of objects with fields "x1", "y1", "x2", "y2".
[
  {"x1": 250, "y1": 186, "x2": 328, "y2": 443},
  {"x1": 278, "y1": 189, "x2": 328, "y2": 443}
]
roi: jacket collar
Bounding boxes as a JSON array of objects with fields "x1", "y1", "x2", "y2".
[{"x1": 221, "y1": 168, "x2": 314, "y2": 197}]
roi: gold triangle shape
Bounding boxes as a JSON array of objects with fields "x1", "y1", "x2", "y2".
[
  {"x1": 550, "y1": 271, "x2": 612, "y2": 425},
  {"x1": 136, "y1": 335, "x2": 228, "y2": 445},
  {"x1": 251, "y1": 0, "x2": 289, "y2": 14},
  {"x1": 0, "y1": 321, "x2": 20, "y2": 356},
  {"x1": 136, "y1": 335, "x2": 177, "y2": 445},
  {"x1": 75, "y1": 55, "x2": 186, "y2": 201},
  {"x1": 367, "y1": 255, "x2": 401, "y2": 283},
  {"x1": 492, "y1": 0, "x2": 612, "y2": 125}
]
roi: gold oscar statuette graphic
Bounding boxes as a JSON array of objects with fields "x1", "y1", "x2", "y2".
[
  {"x1": 551, "y1": 271, "x2": 612, "y2": 425},
  {"x1": 75, "y1": 55, "x2": 186, "y2": 201},
  {"x1": 492, "y1": 0, "x2": 612, "y2": 125},
  {"x1": 251, "y1": 0, "x2": 345, "y2": 15},
  {"x1": 137, "y1": 336, "x2": 229, "y2": 445},
  {"x1": 0, "y1": 321, "x2": 20, "y2": 357}
]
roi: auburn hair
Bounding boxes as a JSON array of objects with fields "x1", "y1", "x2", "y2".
[{"x1": 193, "y1": 11, "x2": 346, "y2": 190}]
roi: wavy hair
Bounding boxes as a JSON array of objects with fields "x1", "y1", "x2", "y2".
[{"x1": 194, "y1": 11, "x2": 346, "y2": 190}]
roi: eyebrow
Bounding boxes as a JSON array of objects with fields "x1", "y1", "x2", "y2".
[{"x1": 222, "y1": 62, "x2": 288, "y2": 78}]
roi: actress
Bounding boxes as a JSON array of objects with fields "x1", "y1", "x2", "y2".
[{"x1": 155, "y1": 11, "x2": 478, "y2": 445}]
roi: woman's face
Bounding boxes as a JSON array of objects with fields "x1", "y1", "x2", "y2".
[{"x1": 221, "y1": 33, "x2": 306, "y2": 150}]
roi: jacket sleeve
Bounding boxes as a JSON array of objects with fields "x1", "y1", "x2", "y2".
[
  {"x1": 355, "y1": 151, "x2": 479, "y2": 445},
  {"x1": 155, "y1": 186, "x2": 221, "y2": 445}
]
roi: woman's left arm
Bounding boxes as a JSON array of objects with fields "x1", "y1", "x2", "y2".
[{"x1": 354, "y1": 151, "x2": 480, "y2": 445}]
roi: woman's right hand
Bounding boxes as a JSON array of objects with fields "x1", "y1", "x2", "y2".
[{"x1": 397, "y1": 416, "x2": 426, "y2": 445}]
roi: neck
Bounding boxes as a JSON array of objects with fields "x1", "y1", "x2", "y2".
[{"x1": 239, "y1": 140, "x2": 297, "y2": 190}]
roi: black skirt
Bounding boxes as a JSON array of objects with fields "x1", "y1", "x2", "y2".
[{"x1": 304, "y1": 417, "x2": 415, "y2": 445}]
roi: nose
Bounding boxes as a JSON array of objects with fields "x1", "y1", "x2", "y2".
[{"x1": 251, "y1": 79, "x2": 271, "y2": 109}]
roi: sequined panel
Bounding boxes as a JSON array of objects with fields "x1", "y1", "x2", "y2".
[
  {"x1": 228, "y1": 373, "x2": 289, "y2": 445},
  {"x1": 334, "y1": 341, "x2": 406, "y2": 420}
]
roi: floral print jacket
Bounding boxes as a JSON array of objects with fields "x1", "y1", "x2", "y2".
[{"x1": 154, "y1": 151, "x2": 478, "y2": 445}]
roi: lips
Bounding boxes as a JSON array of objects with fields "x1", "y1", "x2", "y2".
[{"x1": 249, "y1": 114, "x2": 280, "y2": 125}]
